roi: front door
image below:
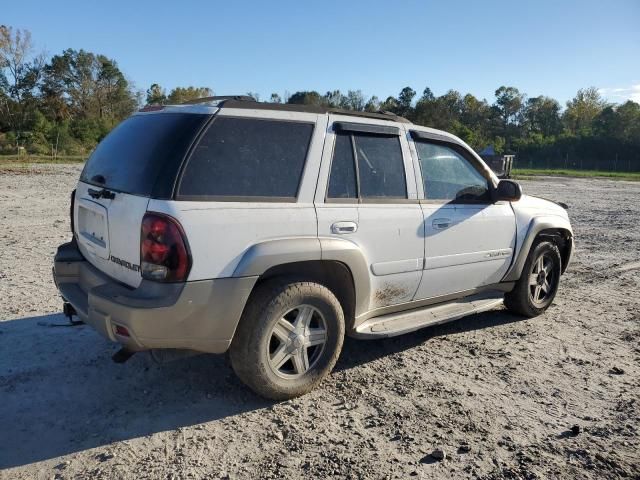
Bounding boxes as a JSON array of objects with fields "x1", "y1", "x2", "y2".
[
  {"x1": 411, "y1": 139, "x2": 516, "y2": 299},
  {"x1": 315, "y1": 117, "x2": 424, "y2": 312}
]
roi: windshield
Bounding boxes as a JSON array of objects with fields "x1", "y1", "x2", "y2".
[{"x1": 80, "y1": 112, "x2": 210, "y2": 196}]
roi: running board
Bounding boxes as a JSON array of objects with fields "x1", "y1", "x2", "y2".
[{"x1": 354, "y1": 294, "x2": 504, "y2": 339}]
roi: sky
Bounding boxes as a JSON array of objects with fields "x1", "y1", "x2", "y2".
[{"x1": 4, "y1": 0, "x2": 640, "y2": 106}]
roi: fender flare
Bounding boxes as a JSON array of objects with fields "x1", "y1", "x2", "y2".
[
  {"x1": 502, "y1": 216, "x2": 573, "y2": 282},
  {"x1": 233, "y1": 237, "x2": 322, "y2": 277},
  {"x1": 232, "y1": 236, "x2": 372, "y2": 317}
]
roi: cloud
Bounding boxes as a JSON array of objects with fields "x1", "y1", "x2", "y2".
[{"x1": 598, "y1": 84, "x2": 640, "y2": 104}]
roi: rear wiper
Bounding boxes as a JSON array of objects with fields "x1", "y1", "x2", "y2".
[
  {"x1": 91, "y1": 174, "x2": 106, "y2": 184},
  {"x1": 88, "y1": 187, "x2": 116, "y2": 200}
]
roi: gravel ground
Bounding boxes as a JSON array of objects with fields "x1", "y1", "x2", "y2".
[{"x1": 1, "y1": 165, "x2": 638, "y2": 479}]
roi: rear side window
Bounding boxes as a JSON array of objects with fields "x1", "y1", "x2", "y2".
[
  {"x1": 80, "y1": 113, "x2": 210, "y2": 196},
  {"x1": 354, "y1": 134, "x2": 406, "y2": 199},
  {"x1": 327, "y1": 131, "x2": 407, "y2": 200},
  {"x1": 327, "y1": 134, "x2": 357, "y2": 199},
  {"x1": 178, "y1": 117, "x2": 314, "y2": 200}
]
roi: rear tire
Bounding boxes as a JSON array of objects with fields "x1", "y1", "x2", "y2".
[
  {"x1": 229, "y1": 279, "x2": 345, "y2": 400},
  {"x1": 505, "y1": 240, "x2": 562, "y2": 317}
]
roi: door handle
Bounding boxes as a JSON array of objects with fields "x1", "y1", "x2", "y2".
[
  {"x1": 432, "y1": 218, "x2": 452, "y2": 230},
  {"x1": 331, "y1": 221, "x2": 358, "y2": 234}
]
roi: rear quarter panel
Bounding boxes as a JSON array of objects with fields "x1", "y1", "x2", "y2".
[{"x1": 148, "y1": 200, "x2": 318, "y2": 280}]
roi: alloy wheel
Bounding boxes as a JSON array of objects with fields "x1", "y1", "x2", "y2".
[
  {"x1": 267, "y1": 305, "x2": 328, "y2": 378},
  {"x1": 528, "y1": 253, "x2": 557, "y2": 306}
]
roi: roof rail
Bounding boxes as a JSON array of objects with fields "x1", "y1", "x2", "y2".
[
  {"x1": 326, "y1": 107, "x2": 412, "y2": 124},
  {"x1": 208, "y1": 98, "x2": 412, "y2": 124},
  {"x1": 180, "y1": 95, "x2": 255, "y2": 105}
]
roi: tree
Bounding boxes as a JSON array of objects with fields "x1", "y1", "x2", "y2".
[
  {"x1": 494, "y1": 86, "x2": 525, "y2": 150},
  {"x1": 324, "y1": 90, "x2": 345, "y2": 108},
  {"x1": 0, "y1": 25, "x2": 44, "y2": 149},
  {"x1": 434, "y1": 89, "x2": 463, "y2": 130},
  {"x1": 379, "y1": 96, "x2": 399, "y2": 112},
  {"x1": 420, "y1": 87, "x2": 435, "y2": 102},
  {"x1": 615, "y1": 101, "x2": 640, "y2": 141},
  {"x1": 166, "y1": 86, "x2": 213, "y2": 104},
  {"x1": 95, "y1": 55, "x2": 137, "y2": 123},
  {"x1": 364, "y1": 96, "x2": 380, "y2": 112},
  {"x1": 344, "y1": 90, "x2": 366, "y2": 111},
  {"x1": 494, "y1": 86, "x2": 525, "y2": 126},
  {"x1": 458, "y1": 94, "x2": 493, "y2": 149},
  {"x1": 563, "y1": 87, "x2": 607, "y2": 135},
  {"x1": 43, "y1": 49, "x2": 135, "y2": 122},
  {"x1": 523, "y1": 96, "x2": 562, "y2": 137},
  {"x1": 594, "y1": 101, "x2": 640, "y2": 141},
  {"x1": 413, "y1": 91, "x2": 438, "y2": 127},
  {"x1": 396, "y1": 86, "x2": 416, "y2": 116},
  {"x1": 287, "y1": 91, "x2": 322, "y2": 105},
  {"x1": 1, "y1": 22, "x2": 638, "y2": 169},
  {"x1": 38, "y1": 48, "x2": 136, "y2": 152},
  {"x1": 146, "y1": 83, "x2": 166, "y2": 105}
]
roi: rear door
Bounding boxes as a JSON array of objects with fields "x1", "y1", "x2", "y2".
[
  {"x1": 315, "y1": 117, "x2": 424, "y2": 311},
  {"x1": 410, "y1": 136, "x2": 516, "y2": 299},
  {"x1": 74, "y1": 111, "x2": 211, "y2": 287}
]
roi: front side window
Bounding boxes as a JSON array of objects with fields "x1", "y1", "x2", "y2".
[
  {"x1": 178, "y1": 117, "x2": 313, "y2": 199},
  {"x1": 327, "y1": 130, "x2": 407, "y2": 200},
  {"x1": 415, "y1": 142, "x2": 490, "y2": 202}
]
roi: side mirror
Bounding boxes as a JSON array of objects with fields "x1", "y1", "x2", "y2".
[{"x1": 495, "y1": 179, "x2": 522, "y2": 202}]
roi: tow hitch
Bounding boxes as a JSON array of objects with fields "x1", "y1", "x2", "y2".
[
  {"x1": 38, "y1": 301, "x2": 85, "y2": 328},
  {"x1": 63, "y1": 302, "x2": 84, "y2": 326}
]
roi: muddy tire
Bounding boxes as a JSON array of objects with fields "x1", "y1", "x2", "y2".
[
  {"x1": 229, "y1": 280, "x2": 345, "y2": 400},
  {"x1": 505, "y1": 240, "x2": 562, "y2": 317}
]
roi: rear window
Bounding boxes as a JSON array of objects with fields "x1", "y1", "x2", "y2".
[
  {"x1": 177, "y1": 117, "x2": 314, "y2": 200},
  {"x1": 80, "y1": 113, "x2": 210, "y2": 196}
]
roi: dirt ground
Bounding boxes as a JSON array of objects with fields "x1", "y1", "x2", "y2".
[{"x1": 1, "y1": 165, "x2": 638, "y2": 480}]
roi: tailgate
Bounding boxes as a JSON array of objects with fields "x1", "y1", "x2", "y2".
[{"x1": 75, "y1": 181, "x2": 149, "y2": 288}]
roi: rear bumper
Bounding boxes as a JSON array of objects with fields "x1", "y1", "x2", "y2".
[{"x1": 53, "y1": 241, "x2": 257, "y2": 354}]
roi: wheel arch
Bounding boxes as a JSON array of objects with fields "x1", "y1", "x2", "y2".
[
  {"x1": 255, "y1": 260, "x2": 356, "y2": 329},
  {"x1": 534, "y1": 228, "x2": 573, "y2": 274},
  {"x1": 503, "y1": 216, "x2": 573, "y2": 282},
  {"x1": 232, "y1": 237, "x2": 372, "y2": 330}
]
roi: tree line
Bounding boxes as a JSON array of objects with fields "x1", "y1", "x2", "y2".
[{"x1": 1, "y1": 25, "x2": 639, "y2": 171}]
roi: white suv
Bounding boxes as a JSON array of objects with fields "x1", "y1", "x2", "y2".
[{"x1": 53, "y1": 96, "x2": 573, "y2": 399}]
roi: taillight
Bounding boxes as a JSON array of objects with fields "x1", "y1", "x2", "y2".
[{"x1": 140, "y1": 212, "x2": 191, "y2": 282}]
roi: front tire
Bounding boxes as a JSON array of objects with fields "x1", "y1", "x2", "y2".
[
  {"x1": 505, "y1": 240, "x2": 562, "y2": 317},
  {"x1": 229, "y1": 280, "x2": 345, "y2": 400}
]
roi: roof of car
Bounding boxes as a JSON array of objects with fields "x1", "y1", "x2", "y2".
[{"x1": 180, "y1": 96, "x2": 413, "y2": 124}]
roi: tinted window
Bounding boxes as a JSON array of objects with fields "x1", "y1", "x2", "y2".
[
  {"x1": 81, "y1": 113, "x2": 209, "y2": 196},
  {"x1": 415, "y1": 142, "x2": 489, "y2": 202},
  {"x1": 178, "y1": 117, "x2": 313, "y2": 199},
  {"x1": 327, "y1": 134, "x2": 357, "y2": 199},
  {"x1": 354, "y1": 134, "x2": 407, "y2": 199}
]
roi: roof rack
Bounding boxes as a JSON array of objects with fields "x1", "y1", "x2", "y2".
[
  {"x1": 180, "y1": 95, "x2": 256, "y2": 105},
  {"x1": 180, "y1": 96, "x2": 412, "y2": 124}
]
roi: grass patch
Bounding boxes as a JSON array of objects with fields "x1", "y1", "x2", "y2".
[
  {"x1": 0, "y1": 155, "x2": 86, "y2": 165},
  {"x1": 512, "y1": 168, "x2": 640, "y2": 181}
]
